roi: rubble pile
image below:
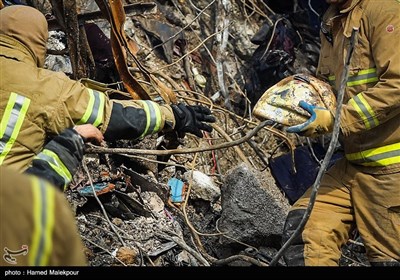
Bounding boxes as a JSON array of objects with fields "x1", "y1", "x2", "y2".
[{"x1": 20, "y1": 0, "x2": 369, "y2": 266}]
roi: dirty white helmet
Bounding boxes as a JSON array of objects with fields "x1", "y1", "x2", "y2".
[{"x1": 252, "y1": 74, "x2": 336, "y2": 126}]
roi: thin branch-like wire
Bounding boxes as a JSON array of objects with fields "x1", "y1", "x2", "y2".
[
  {"x1": 182, "y1": 160, "x2": 226, "y2": 238},
  {"x1": 260, "y1": 17, "x2": 285, "y2": 60},
  {"x1": 308, "y1": 0, "x2": 320, "y2": 17},
  {"x1": 176, "y1": 91, "x2": 215, "y2": 110},
  {"x1": 211, "y1": 123, "x2": 251, "y2": 165},
  {"x1": 80, "y1": 218, "x2": 145, "y2": 266},
  {"x1": 129, "y1": 67, "x2": 184, "y2": 92},
  {"x1": 257, "y1": 0, "x2": 276, "y2": 15},
  {"x1": 176, "y1": 92, "x2": 295, "y2": 150},
  {"x1": 212, "y1": 254, "x2": 268, "y2": 266},
  {"x1": 260, "y1": 123, "x2": 277, "y2": 146},
  {"x1": 144, "y1": 0, "x2": 216, "y2": 59},
  {"x1": 181, "y1": 156, "x2": 219, "y2": 263},
  {"x1": 156, "y1": 231, "x2": 210, "y2": 266},
  {"x1": 82, "y1": 161, "x2": 127, "y2": 247},
  {"x1": 151, "y1": 23, "x2": 231, "y2": 73},
  {"x1": 81, "y1": 235, "x2": 127, "y2": 266},
  {"x1": 173, "y1": 0, "x2": 217, "y2": 65},
  {"x1": 82, "y1": 216, "x2": 154, "y2": 267},
  {"x1": 86, "y1": 120, "x2": 272, "y2": 156},
  {"x1": 188, "y1": 0, "x2": 210, "y2": 17},
  {"x1": 341, "y1": 253, "x2": 368, "y2": 267},
  {"x1": 119, "y1": 153, "x2": 188, "y2": 169},
  {"x1": 306, "y1": 137, "x2": 322, "y2": 166},
  {"x1": 238, "y1": 0, "x2": 270, "y2": 21}
]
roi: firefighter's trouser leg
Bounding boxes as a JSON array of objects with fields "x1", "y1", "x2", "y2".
[{"x1": 282, "y1": 158, "x2": 400, "y2": 266}]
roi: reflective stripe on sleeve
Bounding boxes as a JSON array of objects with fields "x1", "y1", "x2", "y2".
[
  {"x1": 29, "y1": 177, "x2": 55, "y2": 266},
  {"x1": 346, "y1": 68, "x2": 378, "y2": 86},
  {"x1": 0, "y1": 92, "x2": 30, "y2": 165},
  {"x1": 346, "y1": 142, "x2": 400, "y2": 166},
  {"x1": 138, "y1": 100, "x2": 163, "y2": 138},
  {"x1": 327, "y1": 68, "x2": 378, "y2": 87},
  {"x1": 76, "y1": 88, "x2": 105, "y2": 127},
  {"x1": 348, "y1": 93, "x2": 379, "y2": 130},
  {"x1": 34, "y1": 149, "x2": 72, "y2": 190}
]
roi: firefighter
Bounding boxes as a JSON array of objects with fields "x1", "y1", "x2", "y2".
[
  {"x1": 282, "y1": 0, "x2": 400, "y2": 266},
  {"x1": 25, "y1": 124, "x2": 103, "y2": 191},
  {"x1": 0, "y1": 125, "x2": 101, "y2": 266},
  {"x1": 0, "y1": 5, "x2": 216, "y2": 173},
  {"x1": 0, "y1": 165, "x2": 88, "y2": 266}
]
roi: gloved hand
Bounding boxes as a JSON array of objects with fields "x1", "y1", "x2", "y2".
[
  {"x1": 286, "y1": 100, "x2": 334, "y2": 138},
  {"x1": 171, "y1": 103, "x2": 216, "y2": 138}
]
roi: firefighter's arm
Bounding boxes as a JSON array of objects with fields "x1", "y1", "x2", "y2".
[
  {"x1": 103, "y1": 100, "x2": 215, "y2": 141},
  {"x1": 59, "y1": 81, "x2": 215, "y2": 140},
  {"x1": 25, "y1": 125, "x2": 102, "y2": 191},
  {"x1": 340, "y1": 4, "x2": 400, "y2": 136}
]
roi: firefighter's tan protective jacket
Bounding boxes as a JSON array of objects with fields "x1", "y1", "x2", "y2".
[
  {"x1": 317, "y1": 0, "x2": 400, "y2": 172},
  {"x1": 0, "y1": 5, "x2": 175, "y2": 172},
  {"x1": 0, "y1": 165, "x2": 87, "y2": 266}
]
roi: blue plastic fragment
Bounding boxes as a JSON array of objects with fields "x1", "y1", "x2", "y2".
[
  {"x1": 168, "y1": 178, "x2": 185, "y2": 203},
  {"x1": 78, "y1": 182, "x2": 109, "y2": 197}
]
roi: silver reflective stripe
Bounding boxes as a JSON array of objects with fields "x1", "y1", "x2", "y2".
[
  {"x1": 35, "y1": 149, "x2": 72, "y2": 188},
  {"x1": 347, "y1": 69, "x2": 378, "y2": 86},
  {"x1": 0, "y1": 92, "x2": 30, "y2": 164},
  {"x1": 29, "y1": 177, "x2": 55, "y2": 265},
  {"x1": 327, "y1": 68, "x2": 378, "y2": 87},
  {"x1": 145, "y1": 101, "x2": 157, "y2": 135},
  {"x1": 138, "y1": 100, "x2": 162, "y2": 138},
  {"x1": 76, "y1": 89, "x2": 105, "y2": 127},
  {"x1": 35, "y1": 179, "x2": 47, "y2": 266},
  {"x1": 345, "y1": 142, "x2": 400, "y2": 166},
  {"x1": 348, "y1": 93, "x2": 379, "y2": 130}
]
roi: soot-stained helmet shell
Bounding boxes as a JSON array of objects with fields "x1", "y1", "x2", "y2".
[{"x1": 252, "y1": 74, "x2": 336, "y2": 126}]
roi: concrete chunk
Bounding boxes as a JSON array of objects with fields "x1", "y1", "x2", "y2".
[{"x1": 218, "y1": 163, "x2": 290, "y2": 248}]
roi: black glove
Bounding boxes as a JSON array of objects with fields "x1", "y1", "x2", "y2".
[{"x1": 171, "y1": 103, "x2": 216, "y2": 138}]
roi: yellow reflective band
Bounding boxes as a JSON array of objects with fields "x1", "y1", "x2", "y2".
[
  {"x1": 29, "y1": 178, "x2": 55, "y2": 265},
  {"x1": 93, "y1": 91, "x2": 105, "y2": 127},
  {"x1": 76, "y1": 89, "x2": 94, "y2": 125},
  {"x1": 348, "y1": 93, "x2": 379, "y2": 130},
  {"x1": 346, "y1": 142, "x2": 400, "y2": 166},
  {"x1": 355, "y1": 93, "x2": 379, "y2": 128},
  {"x1": 35, "y1": 149, "x2": 72, "y2": 190},
  {"x1": 139, "y1": 101, "x2": 151, "y2": 139},
  {"x1": 147, "y1": 101, "x2": 162, "y2": 133},
  {"x1": 76, "y1": 89, "x2": 105, "y2": 127},
  {"x1": 325, "y1": 68, "x2": 378, "y2": 87},
  {"x1": 0, "y1": 92, "x2": 30, "y2": 165},
  {"x1": 137, "y1": 100, "x2": 163, "y2": 138},
  {"x1": 29, "y1": 177, "x2": 41, "y2": 265},
  {"x1": 41, "y1": 182, "x2": 55, "y2": 266},
  {"x1": 347, "y1": 68, "x2": 378, "y2": 86}
]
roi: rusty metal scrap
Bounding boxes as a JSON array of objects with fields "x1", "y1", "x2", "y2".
[{"x1": 95, "y1": 0, "x2": 177, "y2": 103}]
